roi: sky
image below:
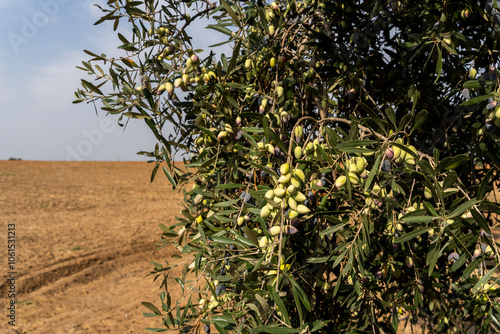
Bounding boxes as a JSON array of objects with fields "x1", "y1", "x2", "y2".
[{"x1": 0, "y1": 0, "x2": 227, "y2": 161}]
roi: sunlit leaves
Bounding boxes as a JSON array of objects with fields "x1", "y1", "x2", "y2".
[{"x1": 76, "y1": 0, "x2": 500, "y2": 333}]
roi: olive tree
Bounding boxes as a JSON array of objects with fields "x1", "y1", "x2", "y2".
[{"x1": 75, "y1": 0, "x2": 500, "y2": 332}]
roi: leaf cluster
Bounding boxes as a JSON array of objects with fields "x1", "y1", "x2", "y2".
[{"x1": 75, "y1": 0, "x2": 500, "y2": 333}]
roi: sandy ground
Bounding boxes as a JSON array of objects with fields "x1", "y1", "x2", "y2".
[
  {"x1": 0, "y1": 161, "x2": 186, "y2": 334},
  {"x1": 0, "y1": 161, "x2": 497, "y2": 334}
]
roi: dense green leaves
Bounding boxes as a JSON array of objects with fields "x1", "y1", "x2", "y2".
[{"x1": 76, "y1": 0, "x2": 500, "y2": 333}]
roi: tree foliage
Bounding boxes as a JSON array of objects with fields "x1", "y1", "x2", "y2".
[{"x1": 75, "y1": 0, "x2": 500, "y2": 332}]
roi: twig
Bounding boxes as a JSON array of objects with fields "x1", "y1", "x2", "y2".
[{"x1": 289, "y1": 116, "x2": 436, "y2": 166}]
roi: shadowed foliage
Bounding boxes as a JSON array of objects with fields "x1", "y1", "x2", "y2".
[{"x1": 75, "y1": 0, "x2": 500, "y2": 332}]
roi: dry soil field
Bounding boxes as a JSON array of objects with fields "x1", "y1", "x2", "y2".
[
  {"x1": 0, "y1": 161, "x2": 186, "y2": 334},
  {"x1": 0, "y1": 160, "x2": 498, "y2": 334}
]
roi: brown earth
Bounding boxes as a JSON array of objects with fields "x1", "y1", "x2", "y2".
[
  {"x1": 0, "y1": 161, "x2": 497, "y2": 334},
  {"x1": 0, "y1": 161, "x2": 187, "y2": 334}
]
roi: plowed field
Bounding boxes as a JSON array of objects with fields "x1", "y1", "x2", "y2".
[{"x1": 0, "y1": 161, "x2": 184, "y2": 333}]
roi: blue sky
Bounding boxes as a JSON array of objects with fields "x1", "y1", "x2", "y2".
[{"x1": 0, "y1": 0, "x2": 227, "y2": 161}]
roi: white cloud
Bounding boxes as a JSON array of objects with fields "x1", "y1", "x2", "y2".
[
  {"x1": 27, "y1": 50, "x2": 88, "y2": 111},
  {"x1": 0, "y1": 48, "x2": 156, "y2": 161},
  {"x1": 0, "y1": 0, "x2": 17, "y2": 9},
  {"x1": 0, "y1": 61, "x2": 17, "y2": 103}
]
